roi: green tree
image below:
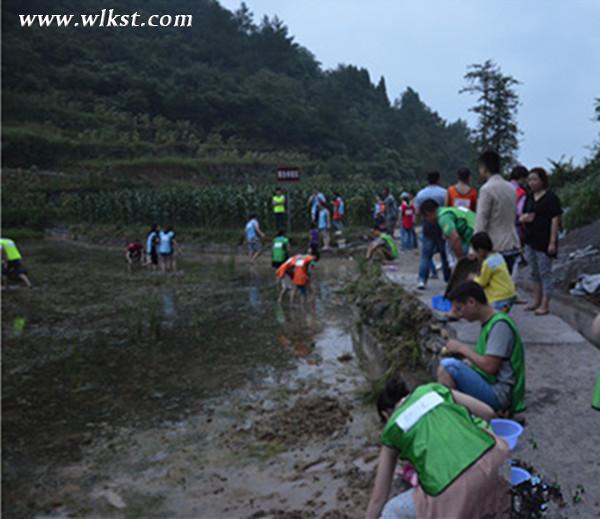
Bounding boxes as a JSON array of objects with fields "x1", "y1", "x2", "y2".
[{"x1": 460, "y1": 60, "x2": 521, "y2": 165}]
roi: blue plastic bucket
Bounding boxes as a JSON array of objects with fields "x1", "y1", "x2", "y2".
[
  {"x1": 491, "y1": 419, "x2": 524, "y2": 450},
  {"x1": 511, "y1": 467, "x2": 531, "y2": 486},
  {"x1": 431, "y1": 295, "x2": 452, "y2": 312}
]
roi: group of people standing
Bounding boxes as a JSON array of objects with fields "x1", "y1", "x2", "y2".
[
  {"x1": 126, "y1": 224, "x2": 177, "y2": 273},
  {"x1": 414, "y1": 150, "x2": 562, "y2": 316}
]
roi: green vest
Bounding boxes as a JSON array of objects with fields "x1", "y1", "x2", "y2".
[
  {"x1": 474, "y1": 312, "x2": 526, "y2": 413},
  {"x1": 272, "y1": 236, "x2": 289, "y2": 262},
  {"x1": 438, "y1": 207, "x2": 475, "y2": 247},
  {"x1": 593, "y1": 372, "x2": 600, "y2": 411},
  {"x1": 380, "y1": 383, "x2": 495, "y2": 496},
  {"x1": 0, "y1": 238, "x2": 22, "y2": 261},
  {"x1": 380, "y1": 233, "x2": 399, "y2": 259},
  {"x1": 273, "y1": 194, "x2": 286, "y2": 214}
]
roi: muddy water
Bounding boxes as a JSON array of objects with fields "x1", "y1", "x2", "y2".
[{"x1": 2, "y1": 241, "x2": 384, "y2": 519}]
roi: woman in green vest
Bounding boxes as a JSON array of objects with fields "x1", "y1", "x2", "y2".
[
  {"x1": 366, "y1": 379, "x2": 510, "y2": 519},
  {"x1": 1, "y1": 238, "x2": 32, "y2": 288}
]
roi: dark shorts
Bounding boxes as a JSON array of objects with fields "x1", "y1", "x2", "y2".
[
  {"x1": 3, "y1": 260, "x2": 26, "y2": 277},
  {"x1": 160, "y1": 251, "x2": 173, "y2": 257},
  {"x1": 309, "y1": 244, "x2": 320, "y2": 261},
  {"x1": 296, "y1": 285, "x2": 307, "y2": 295},
  {"x1": 272, "y1": 260, "x2": 285, "y2": 269}
]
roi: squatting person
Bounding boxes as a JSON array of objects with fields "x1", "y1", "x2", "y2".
[{"x1": 437, "y1": 281, "x2": 526, "y2": 415}]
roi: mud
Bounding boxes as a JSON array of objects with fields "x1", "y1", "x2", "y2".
[{"x1": 2, "y1": 241, "x2": 385, "y2": 518}]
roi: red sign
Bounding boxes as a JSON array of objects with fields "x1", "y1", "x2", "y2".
[{"x1": 276, "y1": 167, "x2": 301, "y2": 182}]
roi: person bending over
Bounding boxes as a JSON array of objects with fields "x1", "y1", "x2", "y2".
[
  {"x1": 437, "y1": 281, "x2": 525, "y2": 415},
  {"x1": 420, "y1": 199, "x2": 475, "y2": 260},
  {"x1": 366, "y1": 379, "x2": 510, "y2": 519}
]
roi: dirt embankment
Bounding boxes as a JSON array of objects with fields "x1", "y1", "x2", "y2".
[{"x1": 347, "y1": 263, "x2": 448, "y2": 388}]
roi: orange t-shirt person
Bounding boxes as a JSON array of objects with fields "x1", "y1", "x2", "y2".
[{"x1": 446, "y1": 168, "x2": 477, "y2": 211}]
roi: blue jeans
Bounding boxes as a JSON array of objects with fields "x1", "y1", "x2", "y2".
[
  {"x1": 401, "y1": 228, "x2": 417, "y2": 250},
  {"x1": 440, "y1": 358, "x2": 501, "y2": 410},
  {"x1": 418, "y1": 233, "x2": 450, "y2": 284}
]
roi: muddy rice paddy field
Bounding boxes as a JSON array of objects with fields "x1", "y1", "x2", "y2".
[{"x1": 2, "y1": 241, "x2": 392, "y2": 518}]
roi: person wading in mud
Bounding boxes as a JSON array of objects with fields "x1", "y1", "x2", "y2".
[
  {"x1": 366, "y1": 378, "x2": 511, "y2": 518},
  {"x1": 276, "y1": 253, "x2": 317, "y2": 306},
  {"x1": 1, "y1": 238, "x2": 33, "y2": 288}
]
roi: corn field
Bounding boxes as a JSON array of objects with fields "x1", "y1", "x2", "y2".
[{"x1": 4, "y1": 176, "x2": 420, "y2": 231}]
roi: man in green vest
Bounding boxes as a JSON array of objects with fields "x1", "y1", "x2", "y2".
[
  {"x1": 272, "y1": 187, "x2": 286, "y2": 231},
  {"x1": 366, "y1": 226, "x2": 399, "y2": 261},
  {"x1": 437, "y1": 281, "x2": 526, "y2": 414},
  {"x1": 1, "y1": 238, "x2": 33, "y2": 288},
  {"x1": 420, "y1": 199, "x2": 476, "y2": 259}
]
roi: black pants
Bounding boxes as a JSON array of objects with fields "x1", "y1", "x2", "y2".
[
  {"x1": 501, "y1": 250, "x2": 519, "y2": 273},
  {"x1": 275, "y1": 213, "x2": 286, "y2": 231}
]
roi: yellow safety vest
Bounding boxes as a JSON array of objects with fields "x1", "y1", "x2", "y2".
[
  {"x1": 273, "y1": 194, "x2": 286, "y2": 214},
  {"x1": 0, "y1": 238, "x2": 22, "y2": 261}
]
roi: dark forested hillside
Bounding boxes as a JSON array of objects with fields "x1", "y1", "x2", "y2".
[{"x1": 2, "y1": 0, "x2": 474, "y2": 180}]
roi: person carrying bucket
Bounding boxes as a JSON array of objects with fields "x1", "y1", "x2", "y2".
[
  {"x1": 437, "y1": 281, "x2": 526, "y2": 416},
  {"x1": 365, "y1": 378, "x2": 511, "y2": 518}
]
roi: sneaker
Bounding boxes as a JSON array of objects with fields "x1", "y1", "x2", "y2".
[{"x1": 417, "y1": 281, "x2": 426, "y2": 290}]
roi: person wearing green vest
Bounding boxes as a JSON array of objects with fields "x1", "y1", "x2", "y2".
[
  {"x1": 437, "y1": 281, "x2": 526, "y2": 414},
  {"x1": 272, "y1": 187, "x2": 287, "y2": 232},
  {"x1": 366, "y1": 379, "x2": 510, "y2": 518},
  {"x1": 271, "y1": 230, "x2": 289, "y2": 269},
  {"x1": 367, "y1": 226, "x2": 399, "y2": 261},
  {"x1": 1, "y1": 238, "x2": 32, "y2": 288},
  {"x1": 420, "y1": 199, "x2": 475, "y2": 259}
]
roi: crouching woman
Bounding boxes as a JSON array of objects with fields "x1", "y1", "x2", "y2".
[{"x1": 366, "y1": 380, "x2": 510, "y2": 519}]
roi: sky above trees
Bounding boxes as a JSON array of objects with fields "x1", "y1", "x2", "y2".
[{"x1": 220, "y1": 0, "x2": 600, "y2": 167}]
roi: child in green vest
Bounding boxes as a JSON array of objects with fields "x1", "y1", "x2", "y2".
[
  {"x1": 366, "y1": 379, "x2": 510, "y2": 518},
  {"x1": 437, "y1": 281, "x2": 526, "y2": 415}
]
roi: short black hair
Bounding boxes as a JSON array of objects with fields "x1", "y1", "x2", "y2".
[
  {"x1": 529, "y1": 167, "x2": 549, "y2": 189},
  {"x1": 419, "y1": 199, "x2": 439, "y2": 215},
  {"x1": 277, "y1": 230, "x2": 286, "y2": 237},
  {"x1": 478, "y1": 150, "x2": 501, "y2": 174},
  {"x1": 457, "y1": 167, "x2": 471, "y2": 183},
  {"x1": 249, "y1": 213, "x2": 257, "y2": 219},
  {"x1": 471, "y1": 231, "x2": 493, "y2": 252},
  {"x1": 447, "y1": 281, "x2": 488, "y2": 305},
  {"x1": 510, "y1": 165, "x2": 529, "y2": 181},
  {"x1": 427, "y1": 171, "x2": 441, "y2": 184},
  {"x1": 376, "y1": 378, "x2": 409, "y2": 422}
]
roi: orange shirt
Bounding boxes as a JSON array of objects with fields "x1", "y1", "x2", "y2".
[{"x1": 447, "y1": 185, "x2": 477, "y2": 211}]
